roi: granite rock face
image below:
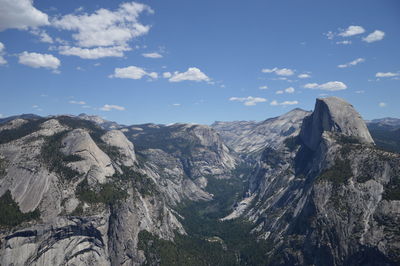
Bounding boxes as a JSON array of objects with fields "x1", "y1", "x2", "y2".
[
  {"x1": 0, "y1": 117, "x2": 202, "y2": 266},
  {"x1": 213, "y1": 108, "x2": 311, "y2": 159},
  {"x1": 300, "y1": 97, "x2": 374, "y2": 151},
  {"x1": 236, "y1": 97, "x2": 400, "y2": 265}
]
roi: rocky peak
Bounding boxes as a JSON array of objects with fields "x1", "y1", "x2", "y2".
[{"x1": 300, "y1": 96, "x2": 374, "y2": 150}]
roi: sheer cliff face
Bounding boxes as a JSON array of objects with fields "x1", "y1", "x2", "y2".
[
  {"x1": 300, "y1": 97, "x2": 374, "y2": 151},
  {"x1": 242, "y1": 97, "x2": 400, "y2": 265}
]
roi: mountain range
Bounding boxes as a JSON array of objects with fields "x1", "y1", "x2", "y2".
[{"x1": 0, "y1": 97, "x2": 399, "y2": 266}]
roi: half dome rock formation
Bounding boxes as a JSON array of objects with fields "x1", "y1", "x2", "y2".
[{"x1": 300, "y1": 96, "x2": 374, "y2": 151}]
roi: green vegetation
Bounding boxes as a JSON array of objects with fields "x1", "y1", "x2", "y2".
[
  {"x1": 126, "y1": 124, "x2": 201, "y2": 157},
  {"x1": 383, "y1": 176, "x2": 400, "y2": 201},
  {"x1": 317, "y1": 159, "x2": 353, "y2": 185},
  {"x1": 75, "y1": 178, "x2": 128, "y2": 205},
  {"x1": 0, "y1": 190, "x2": 40, "y2": 227},
  {"x1": 70, "y1": 202, "x2": 84, "y2": 216},
  {"x1": 113, "y1": 165, "x2": 157, "y2": 196},
  {"x1": 0, "y1": 157, "x2": 6, "y2": 177},
  {"x1": 0, "y1": 118, "x2": 47, "y2": 144},
  {"x1": 337, "y1": 135, "x2": 361, "y2": 145},
  {"x1": 41, "y1": 131, "x2": 82, "y2": 180},
  {"x1": 137, "y1": 165, "x2": 272, "y2": 265}
]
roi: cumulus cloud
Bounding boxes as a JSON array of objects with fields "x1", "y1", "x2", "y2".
[
  {"x1": 338, "y1": 25, "x2": 365, "y2": 37},
  {"x1": 338, "y1": 58, "x2": 365, "y2": 68},
  {"x1": 229, "y1": 96, "x2": 267, "y2": 106},
  {"x1": 142, "y1": 52, "x2": 162, "y2": 58},
  {"x1": 336, "y1": 40, "x2": 352, "y2": 45},
  {"x1": 304, "y1": 81, "x2": 347, "y2": 91},
  {"x1": 0, "y1": 0, "x2": 49, "y2": 31},
  {"x1": 18, "y1": 51, "x2": 60, "y2": 69},
  {"x1": 270, "y1": 100, "x2": 299, "y2": 106},
  {"x1": 109, "y1": 66, "x2": 157, "y2": 80},
  {"x1": 0, "y1": 42, "x2": 7, "y2": 65},
  {"x1": 378, "y1": 102, "x2": 386, "y2": 107},
  {"x1": 53, "y1": 2, "x2": 153, "y2": 58},
  {"x1": 285, "y1": 87, "x2": 295, "y2": 93},
  {"x1": 259, "y1": 85, "x2": 268, "y2": 90},
  {"x1": 59, "y1": 45, "x2": 131, "y2": 59},
  {"x1": 163, "y1": 72, "x2": 172, "y2": 78},
  {"x1": 30, "y1": 29, "x2": 53, "y2": 43},
  {"x1": 298, "y1": 73, "x2": 311, "y2": 79},
  {"x1": 375, "y1": 72, "x2": 399, "y2": 78},
  {"x1": 262, "y1": 67, "x2": 294, "y2": 76},
  {"x1": 363, "y1": 30, "x2": 385, "y2": 43},
  {"x1": 69, "y1": 100, "x2": 86, "y2": 105},
  {"x1": 168, "y1": 67, "x2": 210, "y2": 82},
  {"x1": 100, "y1": 104, "x2": 125, "y2": 111},
  {"x1": 276, "y1": 87, "x2": 295, "y2": 94}
]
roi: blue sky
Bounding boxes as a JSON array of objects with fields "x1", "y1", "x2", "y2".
[{"x1": 0, "y1": 0, "x2": 399, "y2": 125}]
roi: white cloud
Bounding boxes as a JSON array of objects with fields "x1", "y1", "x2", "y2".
[
  {"x1": 378, "y1": 102, "x2": 386, "y2": 107},
  {"x1": 259, "y1": 85, "x2": 268, "y2": 90},
  {"x1": 100, "y1": 104, "x2": 125, "y2": 111},
  {"x1": 142, "y1": 52, "x2": 162, "y2": 58},
  {"x1": 270, "y1": 100, "x2": 299, "y2": 106},
  {"x1": 338, "y1": 25, "x2": 365, "y2": 37},
  {"x1": 304, "y1": 81, "x2": 347, "y2": 91},
  {"x1": 0, "y1": 0, "x2": 49, "y2": 31},
  {"x1": 53, "y1": 2, "x2": 153, "y2": 59},
  {"x1": 276, "y1": 87, "x2": 294, "y2": 94},
  {"x1": 109, "y1": 66, "x2": 158, "y2": 80},
  {"x1": 0, "y1": 42, "x2": 7, "y2": 65},
  {"x1": 229, "y1": 96, "x2": 267, "y2": 106},
  {"x1": 30, "y1": 29, "x2": 53, "y2": 43},
  {"x1": 298, "y1": 73, "x2": 311, "y2": 79},
  {"x1": 262, "y1": 67, "x2": 294, "y2": 76},
  {"x1": 59, "y1": 45, "x2": 131, "y2": 59},
  {"x1": 169, "y1": 67, "x2": 210, "y2": 82},
  {"x1": 53, "y1": 2, "x2": 152, "y2": 48},
  {"x1": 336, "y1": 40, "x2": 352, "y2": 45},
  {"x1": 337, "y1": 58, "x2": 365, "y2": 68},
  {"x1": 163, "y1": 72, "x2": 172, "y2": 78},
  {"x1": 376, "y1": 72, "x2": 399, "y2": 78},
  {"x1": 0, "y1": 114, "x2": 3, "y2": 118},
  {"x1": 18, "y1": 51, "x2": 60, "y2": 70},
  {"x1": 285, "y1": 87, "x2": 295, "y2": 93},
  {"x1": 355, "y1": 90, "x2": 365, "y2": 94},
  {"x1": 363, "y1": 30, "x2": 385, "y2": 43},
  {"x1": 325, "y1": 31, "x2": 334, "y2": 40},
  {"x1": 69, "y1": 100, "x2": 86, "y2": 105},
  {"x1": 172, "y1": 103, "x2": 181, "y2": 106}
]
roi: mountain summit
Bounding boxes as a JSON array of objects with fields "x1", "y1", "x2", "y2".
[{"x1": 300, "y1": 96, "x2": 374, "y2": 151}]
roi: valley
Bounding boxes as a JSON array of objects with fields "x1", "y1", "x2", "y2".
[{"x1": 0, "y1": 97, "x2": 399, "y2": 266}]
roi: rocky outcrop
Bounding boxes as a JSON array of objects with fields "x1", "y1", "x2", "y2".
[
  {"x1": 61, "y1": 129, "x2": 115, "y2": 184},
  {"x1": 124, "y1": 123, "x2": 238, "y2": 179},
  {"x1": 101, "y1": 130, "x2": 137, "y2": 167},
  {"x1": 300, "y1": 97, "x2": 374, "y2": 151},
  {"x1": 0, "y1": 215, "x2": 110, "y2": 266},
  {"x1": 212, "y1": 108, "x2": 311, "y2": 158}
]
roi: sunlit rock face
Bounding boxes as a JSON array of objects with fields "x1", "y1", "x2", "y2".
[{"x1": 300, "y1": 96, "x2": 374, "y2": 151}]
